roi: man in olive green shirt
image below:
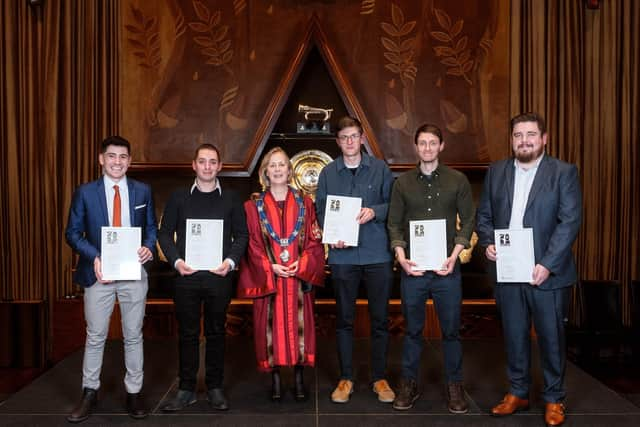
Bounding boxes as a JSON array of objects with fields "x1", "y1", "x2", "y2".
[{"x1": 387, "y1": 124, "x2": 475, "y2": 412}]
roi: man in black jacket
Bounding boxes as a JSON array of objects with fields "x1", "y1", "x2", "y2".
[{"x1": 158, "y1": 143, "x2": 248, "y2": 411}]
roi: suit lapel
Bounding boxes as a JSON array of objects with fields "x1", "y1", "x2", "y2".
[
  {"x1": 127, "y1": 179, "x2": 136, "y2": 226},
  {"x1": 524, "y1": 155, "x2": 549, "y2": 213},
  {"x1": 504, "y1": 158, "x2": 515, "y2": 216},
  {"x1": 96, "y1": 178, "x2": 109, "y2": 225}
]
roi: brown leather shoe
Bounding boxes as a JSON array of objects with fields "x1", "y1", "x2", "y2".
[
  {"x1": 545, "y1": 402, "x2": 565, "y2": 426},
  {"x1": 491, "y1": 393, "x2": 529, "y2": 416}
]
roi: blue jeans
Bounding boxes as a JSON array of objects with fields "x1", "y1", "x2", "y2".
[
  {"x1": 331, "y1": 262, "x2": 393, "y2": 382},
  {"x1": 400, "y1": 265, "x2": 463, "y2": 383}
]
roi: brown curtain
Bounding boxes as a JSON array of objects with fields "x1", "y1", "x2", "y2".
[
  {"x1": 1, "y1": 0, "x2": 119, "y2": 358},
  {"x1": 511, "y1": 0, "x2": 640, "y2": 324}
]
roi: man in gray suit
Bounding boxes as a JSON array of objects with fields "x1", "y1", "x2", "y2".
[{"x1": 476, "y1": 113, "x2": 582, "y2": 427}]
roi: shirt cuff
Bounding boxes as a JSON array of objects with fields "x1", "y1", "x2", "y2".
[
  {"x1": 174, "y1": 258, "x2": 183, "y2": 269},
  {"x1": 225, "y1": 258, "x2": 236, "y2": 270},
  {"x1": 454, "y1": 236, "x2": 471, "y2": 249}
]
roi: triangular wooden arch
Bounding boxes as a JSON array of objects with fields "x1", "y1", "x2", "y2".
[{"x1": 233, "y1": 14, "x2": 384, "y2": 176}]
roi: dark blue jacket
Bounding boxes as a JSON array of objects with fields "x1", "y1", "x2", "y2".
[
  {"x1": 65, "y1": 177, "x2": 157, "y2": 287},
  {"x1": 476, "y1": 155, "x2": 582, "y2": 289}
]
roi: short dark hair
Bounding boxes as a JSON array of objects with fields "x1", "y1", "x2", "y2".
[
  {"x1": 414, "y1": 123, "x2": 443, "y2": 144},
  {"x1": 193, "y1": 143, "x2": 221, "y2": 161},
  {"x1": 101, "y1": 136, "x2": 130, "y2": 154},
  {"x1": 336, "y1": 116, "x2": 363, "y2": 135},
  {"x1": 510, "y1": 112, "x2": 546, "y2": 134}
]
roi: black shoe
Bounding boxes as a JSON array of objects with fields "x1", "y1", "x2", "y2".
[
  {"x1": 207, "y1": 388, "x2": 229, "y2": 411},
  {"x1": 126, "y1": 392, "x2": 148, "y2": 419},
  {"x1": 392, "y1": 379, "x2": 420, "y2": 411},
  {"x1": 447, "y1": 382, "x2": 469, "y2": 414},
  {"x1": 294, "y1": 365, "x2": 308, "y2": 402},
  {"x1": 271, "y1": 370, "x2": 282, "y2": 401},
  {"x1": 67, "y1": 387, "x2": 97, "y2": 423},
  {"x1": 160, "y1": 389, "x2": 196, "y2": 412}
]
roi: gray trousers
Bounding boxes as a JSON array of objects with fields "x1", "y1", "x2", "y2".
[{"x1": 82, "y1": 272, "x2": 148, "y2": 393}]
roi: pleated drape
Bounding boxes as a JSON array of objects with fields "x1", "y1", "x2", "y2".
[{"x1": 510, "y1": 0, "x2": 640, "y2": 324}]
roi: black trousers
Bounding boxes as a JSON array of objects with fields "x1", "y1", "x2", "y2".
[{"x1": 174, "y1": 273, "x2": 232, "y2": 391}]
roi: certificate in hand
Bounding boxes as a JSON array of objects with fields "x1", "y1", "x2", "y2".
[
  {"x1": 494, "y1": 228, "x2": 535, "y2": 282},
  {"x1": 321, "y1": 195, "x2": 362, "y2": 246},
  {"x1": 100, "y1": 227, "x2": 141, "y2": 281},
  {"x1": 185, "y1": 219, "x2": 223, "y2": 270},
  {"x1": 409, "y1": 219, "x2": 447, "y2": 271}
]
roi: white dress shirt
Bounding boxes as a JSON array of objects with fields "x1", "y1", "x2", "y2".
[{"x1": 509, "y1": 154, "x2": 543, "y2": 229}]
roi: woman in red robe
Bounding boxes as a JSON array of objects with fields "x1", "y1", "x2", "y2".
[{"x1": 237, "y1": 147, "x2": 325, "y2": 401}]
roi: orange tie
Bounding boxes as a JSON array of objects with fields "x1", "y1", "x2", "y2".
[{"x1": 113, "y1": 185, "x2": 122, "y2": 227}]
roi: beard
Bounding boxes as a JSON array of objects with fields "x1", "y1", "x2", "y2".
[{"x1": 514, "y1": 144, "x2": 544, "y2": 163}]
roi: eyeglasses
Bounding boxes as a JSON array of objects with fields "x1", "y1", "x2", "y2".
[{"x1": 338, "y1": 133, "x2": 361, "y2": 142}]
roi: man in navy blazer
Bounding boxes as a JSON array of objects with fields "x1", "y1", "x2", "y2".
[
  {"x1": 476, "y1": 113, "x2": 582, "y2": 426},
  {"x1": 65, "y1": 136, "x2": 157, "y2": 423}
]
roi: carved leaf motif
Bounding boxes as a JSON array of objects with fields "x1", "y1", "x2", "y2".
[
  {"x1": 398, "y1": 21, "x2": 416, "y2": 37},
  {"x1": 391, "y1": 3, "x2": 404, "y2": 28},
  {"x1": 213, "y1": 26, "x2": 229, "y2": 42},
  {"x1": 380, "y1": 22, "x2": 399, "y2": 37},
  {"x1": 218, "y1": 39, "x2": 231, "y2": 53},
  {"x1": 189, "y1": 22, "x2": 210, "y2": 33},
  {"x1": 127, "y1": 38, "x2": 145, "y2": 49},
  {"x1": 175, "y1": 12, "x2": 186, "y2": 39},
  {"x1": 400, "y1": 37, "x2": 415, "y2": 51},
  {"x1": 381, "y1": 37, "x2": 400, "y2": 52},
  {"x1": 149, "y1": 33, "x2": 160, "y2": 48},
  {"x1": 206, "y1": 57, "x2": 222, "y2": 65},
  {"x1": 194, "y1": 36, "x2": 214, "y2": 47},
  {"x1": 440, "y1": 57, "x2": 458, "y2": 66},
  {"x1": 361, "y1": 0, "x2": 375, "y2": 15},
  {"x1": 451, "y1": 19, "x2": 463, "y2": 37},
  {"x1": 130, "y1": 5, "x2": 144, "y2": 24},
  {"x1": 455, "y1": 36, "x2": 468, "y2": 53},
  {"x1": 210, "y1": 11, "x2": 221, "y2": 27},
  {"x1": 385, "y1": 63, "x2": 402, "y2": 73},
  {"x1": 458, "y1": 50, "x2": 471, "y2": 64},
  {"x1": 222, "y1": 50, "x2": 233, "y2": 63},
  {"x1": 403, "y1": 70, "x2": 415, "y2": 82},
  {"x1": 446, "y1": 68, "x2": 463, "y2": 76},
  {"x1": 462, "y1": 60, "x2": 474, "y2": 73},
  {"x1": 434, "y1": 8, "x2": 451, "y2": 31},
  {"x1": 430, "y1": 31, "x2": 451, "y2": 43},
  {"x1": 400, "y1": 50, "x2": 413, "y2": 62},
  {"x1": 220, "y1": 86, "x2": 239, "y2": 111},
  {"x1": 125, "y1": 24, "x2": 142, "y2": 34},
  {"x1": 203, "y1": 47, "x2": 219, "y2": 56},
  {"x1": 193, "y1": 0, "x2": 210, "y2": 22},
  {"x1": 384, "y1": 52, "x2": 402, "y2": 64},
  {"x1": 434, "y1": 46, "x2": 456, "y2": 56},
  {"x1": 144, "y1": 16, "x2": 156, "y2": 31}
]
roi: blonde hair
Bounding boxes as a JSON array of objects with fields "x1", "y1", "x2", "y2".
[{"x1": 258, "y1": 146, "x2": 293, "y2": 189}]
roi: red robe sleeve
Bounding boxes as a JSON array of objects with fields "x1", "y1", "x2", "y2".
[
  {"x1": 237, "y1": 200, "x2": 278, "y2": 298},
  {"x1": 295, "y1": 196, "x2": 326, "y2": 287}
]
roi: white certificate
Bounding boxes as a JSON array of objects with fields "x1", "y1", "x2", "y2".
[
  {"x1": 409, "y1": 219, "x2": 447, "y2": 271},
  {"x1": 185, "y1": 219, "x2": 223, "y2": 270},
  {"x1": 100, "y1": 227, "x2": 141, "y2": 281},
  {"x1": 494, "y1": 228, "x2": 535, "y2": 282},
  {"x1": 321, "y1": 195, "x2": 362, "y2": 247}
]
